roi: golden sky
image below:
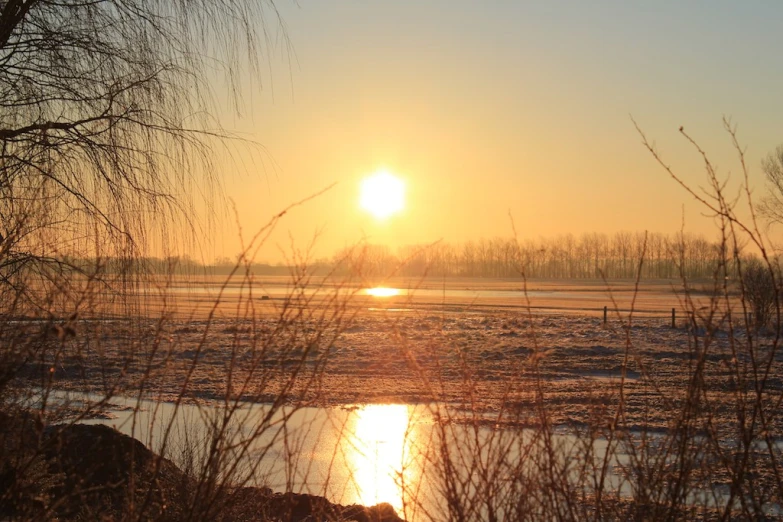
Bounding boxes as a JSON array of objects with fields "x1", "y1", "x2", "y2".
[{"x1": 201, "y1": 1, "x2": 783, "y2": 263}]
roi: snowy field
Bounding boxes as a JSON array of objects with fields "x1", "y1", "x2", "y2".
[
  {"x1": 19, "y1": 277, "x2": 782, "y2": 519},
  {"x1": 44, "y1": 277, "x2": 760, "y2": 430}
]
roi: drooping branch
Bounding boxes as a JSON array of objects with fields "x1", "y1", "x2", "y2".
[{"x1": 0, "y1": 0, "x2": 283, "y2": 306}]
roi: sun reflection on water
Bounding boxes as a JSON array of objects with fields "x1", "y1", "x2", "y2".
[
  {"x1": 344, "y1": 404, "x2": 418, "y2": 514},
  {"x1": 365, "y1": 287, "x2": 401, "y2": 297}
]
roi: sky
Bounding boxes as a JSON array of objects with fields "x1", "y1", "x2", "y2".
[{"x1": 202, "y1": 1, "x2": 783, "y2": 263}]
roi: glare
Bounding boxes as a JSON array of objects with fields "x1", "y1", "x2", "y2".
[
  {"x1": 359, "y1": 170, "x2": 405, "y2": 220},
  {"x1": 365, "y1": 287, "x2": 401, "y2": 297},
  {"x1": 345, "y1": 404, "x2": 414, "y2": 513}
]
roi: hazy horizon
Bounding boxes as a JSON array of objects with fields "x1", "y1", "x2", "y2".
[{"x1": 184, "y1": 1, "x2": 783, "y2": 264}]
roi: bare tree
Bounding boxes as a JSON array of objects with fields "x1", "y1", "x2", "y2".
[
  {"x1": 0, "y1": 0, "x2": 282, "y2": 303},
  {"x1": 741, "y1": 256, "x2": 778, "y2": 329},
  {"x1": 759, "y1": 145, "x2": 783, "y2": 225}
]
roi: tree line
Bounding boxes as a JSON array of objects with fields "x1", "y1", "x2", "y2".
[
  {"x1": 55, "y1": 230, "x2": 750, "y2": 281},
  {"x1": 332, "y1": 231, "x2": 738, "y2": 280}
]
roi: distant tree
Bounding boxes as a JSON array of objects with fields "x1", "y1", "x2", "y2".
[
  {"x1": 759, "y1": 145, "x2": 783, "y2": 226},
  {"x1": 741, "y1": 257, "x2": 778, "y2": 329}
]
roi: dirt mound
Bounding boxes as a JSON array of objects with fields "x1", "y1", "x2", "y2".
[{"x1": 223, "y1": 488, "x2": 402, "y2": 522}]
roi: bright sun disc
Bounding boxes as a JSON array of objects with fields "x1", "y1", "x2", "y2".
[{"x1": 360, "y1": 170, "x2": 405, "y2": 220}]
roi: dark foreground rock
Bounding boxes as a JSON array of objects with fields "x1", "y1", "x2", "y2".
[{"x1": 0, "y1": 412, "x2": 404, "y2": 521}]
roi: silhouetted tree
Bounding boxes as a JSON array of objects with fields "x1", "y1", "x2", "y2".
[
  {"x1": 741, "y1": 257, "x2": 778, "y2": 329},
  {"x1": 759, "y1": 145, "x2": 783, "y2": 226},
  {"x1": 0, "y1": 0, "x2": 280, "y2": 303}
]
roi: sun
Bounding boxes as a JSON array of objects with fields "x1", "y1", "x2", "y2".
[{"x1": 359, "y1": 170, "x2": 405, "y2": 220}]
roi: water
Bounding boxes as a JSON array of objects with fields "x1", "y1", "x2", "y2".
[
  {"x1": 44, "y1": 391, "x2": 445, "y2": 516},
  {"x1": 40, "y1": 390, "x2": 619, "y2": 520},
  {"x1": 34, "y1": 390, "x2": 781, "y2": 520}
]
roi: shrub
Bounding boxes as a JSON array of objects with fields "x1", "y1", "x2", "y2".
[{"x1": 740, "y1": 257, "x2": 779, "y2": 329}]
